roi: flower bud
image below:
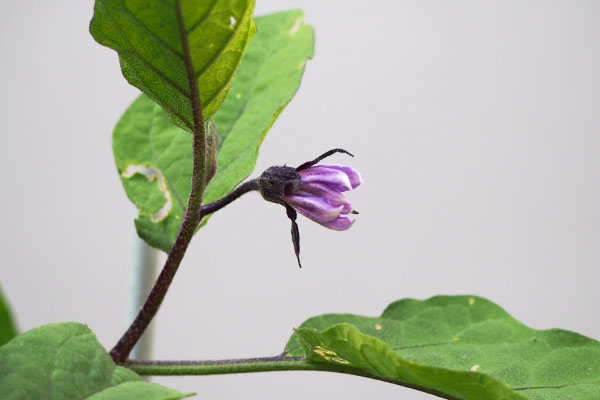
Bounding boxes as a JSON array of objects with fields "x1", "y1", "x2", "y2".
[
  {"x1": 283, "y1": 164, "x2": 361, "y2": 231},
  {"x1": 257, "y1": 149, "x2": 361, "y2": 267}
]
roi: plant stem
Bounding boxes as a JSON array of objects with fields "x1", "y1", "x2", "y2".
[
  {"x1": 124, "y1": 358, "x2": 461, "y2": 400},
  {"x1": 110, "y1": 0, "x2": 207, "y2": 364},
  {"x1": 110, "y1": 177, "x2": 260, "y2": 363}
]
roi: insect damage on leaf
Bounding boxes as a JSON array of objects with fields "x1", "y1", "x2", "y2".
[
  {"x1": 122, "y1": 165, "x2": 173, "y2": 222},
  {"x1": 312, "y1": 345, "x2": 351, "y2": 365},
  {"x1": 288, "y1": 16, "x2": 303, "y2": 36}
]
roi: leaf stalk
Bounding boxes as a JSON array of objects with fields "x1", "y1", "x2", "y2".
[{"x1": 124, "y1": 357, "x2": 461, "y2": 400}]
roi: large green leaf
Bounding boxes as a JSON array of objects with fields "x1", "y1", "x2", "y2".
[
  {"x1": 0, "y1": 323, "x2": 192, "y2": 400},
  {"x1": 0, "y1": 284, "x2": 17, "y2": 347},
  {"x1": 113, "y1": 11, "x2": 314, "y2": 251},
  {"x1": 286, "y1": 295, "x2": 600, "y2": 400},
  {"x1": 90, "y1": 0, "x2": 256, "y2": 129},
  {"x1": 205, "y1": 9, "x2": 314, "y2": 203}
]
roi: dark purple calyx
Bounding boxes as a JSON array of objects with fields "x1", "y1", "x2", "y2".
[{"x1": 258, "y1": 166, "x2": 302, "y2": 204}]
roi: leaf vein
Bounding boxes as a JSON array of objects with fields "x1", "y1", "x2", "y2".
[
  {"x1": 121, "y1": 6, "x2": 184, "y2": 61},
  {"x1": 120, "y1": 55, "x2": 193, "y2": 130},
  {"x1": 99, "y1": 1, "x2": 190, "y2": 100},
  {"x1": 185, "y1": 0, "x2": 219, "y2": 34},
  {"x1": 124, "y1": 49, "x2": 190, "y2": 99},
  {"x1": 513, "y1": 381, "x2": 597, "y2": 391},
  {"x1": 193, "y1": 6, "x2": 250, "y2": 78},
  {"x1": 156, "y1": 0, "x2": 175, "y2": 9},
  {"x1": 46, "y1": 333, "x2": 88, "y2": 399}
]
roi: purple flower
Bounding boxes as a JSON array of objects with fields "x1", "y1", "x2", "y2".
[
  {"x1": 258, "y1": 148, "x2": 361, "y2": 267},
  {"x1": 283, "y1": 164, "x2": 361, "y2": 231}
]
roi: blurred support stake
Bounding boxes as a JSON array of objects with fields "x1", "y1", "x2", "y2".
[{"x1": 127, "y1": 225, "x2": 159, "y2": 362}]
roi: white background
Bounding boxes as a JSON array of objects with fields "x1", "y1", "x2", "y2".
[{"x1": 1, "y1": 1, "x2": 599, "y2": 399}]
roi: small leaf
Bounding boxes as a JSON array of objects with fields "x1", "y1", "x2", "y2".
[
  {"x1": 286, "y1": 295, "x2": 600, "y2": 400},
  {"x1": 112, "y1": 10, "x2": 314, "y2": 251},
  {"x1": 90, "y1": 0, "x2": 256, "y2": 129},
  {"x1": 0, "y1": 284, "x2": 18, "y2": 347},
  {"x1": 0, "y1": 323, "x2": 192, "y2": 400}
]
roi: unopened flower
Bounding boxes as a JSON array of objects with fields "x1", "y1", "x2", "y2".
[
  {"x1": 258, "y1": 149, "x2": 361, "y2": 267},
  {"x1": 283, "y1": 164, "x2": 361, "y2": 231}
]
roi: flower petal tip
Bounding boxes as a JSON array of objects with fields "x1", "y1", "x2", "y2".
[{"x1": 320, "y1": 217, "x2": 355, "y2": 231}]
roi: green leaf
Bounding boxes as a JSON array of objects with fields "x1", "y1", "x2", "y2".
[
  {"x1": 112, "y1": 10, "x2": 314, "y2": 251},
  {"x1": 87, "y1": 382, "x2": 191, "y2": 400},
  {"x1": 0, "y1": 323, "x2": 192, "y2": 400},
  {"x1": 204, "y1": 9, "x2": 314, "y2": 204},
  {"x1": 286, "y1": 295, "x2": 600, "y2": 400},
  {"x1": 0, "y1": 284, "x2": 18, "y2": 347},
  {"x1": 113, "y1": 94, "x2": 193, "y2": 252},
  {"x1": 90, "y1": 0, "x2": 256, "y2": 129}
]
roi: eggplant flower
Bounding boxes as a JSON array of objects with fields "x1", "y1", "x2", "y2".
[
  {"x1": 258, "y1": 149, "x2": 361, "y2": 267},
  {"x1": 283, "y1": 164, "x2": 361, "y2": 231}
]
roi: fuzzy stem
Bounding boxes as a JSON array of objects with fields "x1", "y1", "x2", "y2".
[
  {"x1": 200, "y1": 179, "x2": 259, "y2": 216},
  {"x1": 110, "y1": 0, "x2": 207, "y2": 364}
]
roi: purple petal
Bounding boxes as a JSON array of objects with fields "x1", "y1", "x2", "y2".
[
  {"x1": 297, "y1": 182, "x2": 352, "y2": 214},
  {"x1": 297, "y1": 166, "x2": 352, "y2": 192},
  {"x1": 318, "y1": 165, "x2": 362, "y2": 189},
  {"x1": 319, "y1": 216, "x2": 355, "y2": 231},
  {"x1": 284, "y1": 194, "x2": 344, "y2": 223}
]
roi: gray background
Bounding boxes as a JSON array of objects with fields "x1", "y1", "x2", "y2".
[{"x1": 1, "y1": 1, "x2": 599, "y2": 399}]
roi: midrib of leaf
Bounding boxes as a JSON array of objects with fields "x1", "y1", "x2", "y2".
[
  {"x1": 174, "y1": 0, "x2": 203, "y2": 133},
  {"x1": 148, "y1": 105, "x2": 186, "y2": 213}
]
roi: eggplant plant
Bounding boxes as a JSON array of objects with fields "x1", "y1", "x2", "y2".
[{"x1": 0, "y1": 1, "x2": 598, "y2": 399}]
